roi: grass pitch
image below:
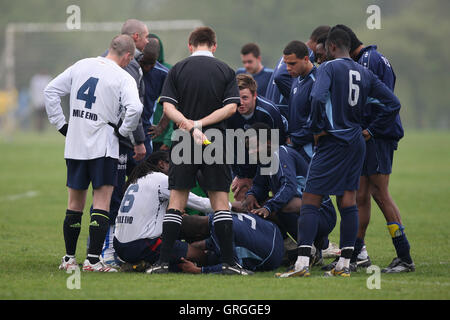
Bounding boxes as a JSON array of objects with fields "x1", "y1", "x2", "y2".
[{"x1": 0, "y1": 130, "x2": 449, "y2": 300}]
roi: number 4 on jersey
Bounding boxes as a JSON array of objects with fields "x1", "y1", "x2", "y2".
[{"x1": 77, "y1": 77, "x2": 99, "y2": 109}]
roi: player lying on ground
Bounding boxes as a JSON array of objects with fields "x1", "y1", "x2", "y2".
[{"x1": 177, "y1": 212, "x2": 284, "y2": 274}]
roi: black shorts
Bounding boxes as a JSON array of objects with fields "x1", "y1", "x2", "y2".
[{"x1": 168, "y1": 137, "x2": 231, "y2": 192}]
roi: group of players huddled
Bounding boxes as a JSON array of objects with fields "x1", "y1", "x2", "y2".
[{"x1": 45, "y1": 19, "x2": 414, "y2": 278}]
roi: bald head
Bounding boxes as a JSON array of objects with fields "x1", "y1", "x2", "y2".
[
  {"x1": 109, "y1": 34, "x2": 136, "y2": 57},
  {"x1": 121, "y1": 19, "x2": 146, "y2": 35},
  {"x1": 121, "y1": 19, "x2": 149, "y2": 51}
]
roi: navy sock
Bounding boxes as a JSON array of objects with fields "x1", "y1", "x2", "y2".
[
  {"x1": 339, "y1": 205, "x2": 359, "y2": 249},
  {"x1": 297, "y1": 204, "x2": 320, "y2": 249},
  {"x1": 351, "y1": 237, "x2": 365, "y2": 262},
  {"x1": 63, "y1": 209, "x2": 83, "y2": 256},
  {"x1": 213, "y1": 210, "x2": 234, "y2": 265},
  {"x1": 159, "y1": 208, "x2": 183, "y2": 264},
  {"x1": 388, "y1": 223, "x2": 413, "y2": 264}
]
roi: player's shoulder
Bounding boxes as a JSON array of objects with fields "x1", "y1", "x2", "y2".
[
  {"x1": 140, "y1": 171, "x2": 167, "y2": 185},
  {"x1": 153, "y1": 61, "x2": 169, "y2": 74},
  {"x1": 236, "y1": 67, "x2": 246, "y2": 74},
  {"x1": 361, "y1": 45, "x2": 392, "y2": 69},
  {"x1": 256, "y1": 96, "x2": 278, "y2": 113}
]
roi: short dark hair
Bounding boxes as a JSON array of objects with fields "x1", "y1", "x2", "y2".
[
  {"x1": 237, "y1": 73, "x2": 257, "y2": 95},
  {"x1": 316, "y1": 34, "x2": 327, "y2": 46},
  {"x1": 180, "y1": 215, "x2": 210, "y2": 242},
  {"x1": 326, "y1": 27, "x2": 351, "y2": 52},
  {"x1": 283, "y1": 40, "x2": 309, "y2": 59},
  {"x1": 188, "y1": 26, "x2": 216, "y2": 47},
  {"x1": 310, "y1": 25, "x2": 331, "y2": 42},
  {"x1": 241, "y1": 43, "x2": 261, "y2": 58},
  {"x1": 333, "y1": 24, "x2": 362, "y2": 53},
  {"x1": 139, "y1": 39, "x2": 159, "y2": 67}
]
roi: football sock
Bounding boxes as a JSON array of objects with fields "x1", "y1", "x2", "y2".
[
  {"x1": 295, "y1": 246, "x2": 312, "y2": 269},
  {"x1": 63, "y1": 209, "x2": 83, "y2": 256},
  {"x1": 387, "y1": 222, "x2": 413, "y2": 264},
  {"x1": 159, "y1": 208, "x2": 183, "y2": 264},
  {"x1": 336, "y1": 247, "x2": 353, "y2": 270},
  {"x1": 297, "y1": 204, "x2": 320, "y2": 249},
  {"x1": 87, "y1": 209, "x2": 110, "y2": 263},
  {"x1": 351, "y1": 237, "x2": 365, "y2": 262},
  {"x1": 339, "y1": 205, "x2": 359, "y2": 249},
  {"x1": 87, "y1": 254, "x2": 100, "y2": 264},
  {"x1": 213, "y1": 210, "x2": 235, "y2": 265}
]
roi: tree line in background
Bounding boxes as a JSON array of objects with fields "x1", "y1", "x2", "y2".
[{"x1": 0, "y1": 0, "x2": 448, "y2": 129}]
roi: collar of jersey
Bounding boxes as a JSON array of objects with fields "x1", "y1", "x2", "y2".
[{"x1": 191, "y1": 50, "x2": 214, "y2": 57}]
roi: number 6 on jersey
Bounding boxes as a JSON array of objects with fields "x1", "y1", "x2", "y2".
[{"x1": 348, "y1": 70, "x2": 360, "y2": 106}]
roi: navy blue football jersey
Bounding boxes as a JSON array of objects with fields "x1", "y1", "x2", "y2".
[
  {"x1": 309, "y1": 57, "x2": 401, "y2": 143},
  {"x1": 357, "y1": 45, "x2": 403, "y2": 141}
]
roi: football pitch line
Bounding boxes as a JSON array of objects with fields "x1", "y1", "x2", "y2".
[
  {"x1": 0, "y1": 190, "x2": 39, "y2": 201},
  {"x1": 382, "y1": 279, "x2": 450, "y2": 287}
]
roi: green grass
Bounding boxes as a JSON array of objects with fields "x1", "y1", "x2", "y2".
[{"x1": 1, "y1": 130, "x2": 449, "y2": 300}]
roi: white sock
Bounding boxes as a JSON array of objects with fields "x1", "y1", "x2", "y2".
[
  {"x1": 336, "y1": 257, "x2": 350, "y2": 270},
  {"x1": 295, "y1": 256, "x2": 310, "y2": 270},
  {"x1": 357, "y1": 246, "x2": 368, "y2": 260}
]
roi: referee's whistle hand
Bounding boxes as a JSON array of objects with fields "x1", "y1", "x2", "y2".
[{"x1": 192, "y1": 128, "x2": 208, "y2": 145}]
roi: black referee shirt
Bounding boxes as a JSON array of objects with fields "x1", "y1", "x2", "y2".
[{"x1": 159, "y1": 51, "x2": 240, "y2": 131}]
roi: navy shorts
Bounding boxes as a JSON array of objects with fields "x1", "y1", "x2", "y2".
[
  {"x1": 113, "y1": 237, "x2": 188, "y2": 264},
  {"x1": 305, "y1": 135, "x2": 366, "y2": 196},
  {"x1": 66, "y1": 157, "x2": 118, "y2": 190},
  {"x1": 361, "y1": 138, "x2": 396, "y2": 176}
]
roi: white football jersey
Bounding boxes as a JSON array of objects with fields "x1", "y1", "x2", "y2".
[
  {"x1": 44, "y1": 56, "x2": 143, "y2": 160},
  {"x1": 114, "y1": 172, "x2": 213, "y2": 243}
]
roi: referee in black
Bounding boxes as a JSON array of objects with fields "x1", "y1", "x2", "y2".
[{"x1": 146, "y1": 27, "x2": 251, "y2": 275}]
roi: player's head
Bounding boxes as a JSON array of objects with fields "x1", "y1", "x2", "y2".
[
  {"x1": 188, "y1": 26, "x2": 217, "y2": 53},
  {"x1": 139, "y1": 38, "x2": 159, "y2": 73},
  {"x1": 147, "y1": 33, "x2": 166, "y2": 64},
  {"x1": 240, "y1": 43, "x2": 263, "y2": 74},
  {"x1": 333, "y1": 24, "x2": 363, "y2": 60},
  {"x1": 308, "y1": 25, "x2": 331, "y2": 51},
  {"x1": 315, "y1": 34, "x2": 328, "y2": 65},
  {"x1": 283, "y1": 40, "x2": 312, "y2": 78},
  {"x1": 325, "y1": 27, "x2": 351, "y2": 60},
  {"x1": 146, "y1": 150, "x2": 170, "y2": 175},
  {"x1": 124, "y1": 151, "x2": 169, "y2": 191},
  {"x1": 236, "y1": 73, "x2": 257, "y2": 116},
  {"x1": 179, "y1": 215, "x2": 210, "y2": 243},
  {"x1": 109, "y1": 34, "x2": 136, "y2": 67},
  {"x1": 121, "y1": 19, "x2": 149, "y2": 52}
]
